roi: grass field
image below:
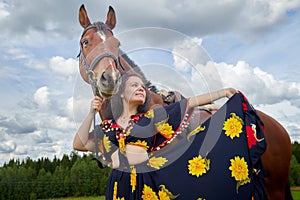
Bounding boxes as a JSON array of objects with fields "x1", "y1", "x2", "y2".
[
  {"x1": 293, "y1": 191, "x2": 300, "y2": 200},
  {"x1": 45, "y1": 197, "x2": 105, "y2": 200},
  {"x1": 292, "y1": 187, "x2": 300, "y2": 200}
]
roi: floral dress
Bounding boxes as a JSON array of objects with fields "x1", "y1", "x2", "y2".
[{"x1": 89, "y1": 92, "x2": 267, "y2": 200}]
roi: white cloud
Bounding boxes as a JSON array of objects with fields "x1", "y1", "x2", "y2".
[
  {"x1": 191, "y1": 62, "x2": 224, "y2": 92},
  {"x1": 173, "y1": 37, "x2": 205, "y2": 72},
  {"x1": 0, "y1": 1, "x2": 9, "y2": 18},
  {"x1": 34, "y1": 86, "x2": 50, "y2": 108},
  {"x1": 172, "y1": 37, "x2": 300, "y2": 104},
  {"x1": 170, "y1": 36, "x2": 224, "y2": 92},
  {"x1": 256, "y1": 100, "x2": 300, "y2": 141},
  {"x1": 212, "y1": 61, "x2": 300, "y2": 104},
  {"x1": 256, "y1": 100, "x2": 300, "y2": 120},
  {"x1": 186, "y1": 60, "x2": 300, "y2": 105},
  {"x1": 50, "y1": 116, "x2": 75, "y2": 132},
  {"x1": 66, "y1": 97, "x2": 74, "y2": 118},
  {"x1": 1, "y1": 0, "x2": 299, "y2": 48},
  {"x1": 5, "y1": 48, "x2": 32, "y2": 60},
  {"x1": 0, "y1": 140, "x2": 16, "y2": 153},
  {"x1": 49, "y1": 56, "x2": 78, "y2": 77},
  {"x1": 29, "y1": 130, "x2": 52, "y2": 144},
  {"x1": 239, "y1": 0, "x2": 300, "y2": 31}
]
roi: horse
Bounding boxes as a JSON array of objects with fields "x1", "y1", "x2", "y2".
[{"x1": 77, "y1": 5, "x2": 292, "y2": 200}]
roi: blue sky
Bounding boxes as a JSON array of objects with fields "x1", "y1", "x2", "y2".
[{"x1": 0, "y1": 0, "x2": 300, "y2": 165}]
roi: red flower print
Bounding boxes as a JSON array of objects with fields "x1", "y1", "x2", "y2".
[{"x1": 246, "y1": 125, "x2": 256, "y2": 149}]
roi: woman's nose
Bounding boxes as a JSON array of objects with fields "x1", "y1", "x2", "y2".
[{"x1": 138, "y1": 85, "x2": 145, "y2": 92}]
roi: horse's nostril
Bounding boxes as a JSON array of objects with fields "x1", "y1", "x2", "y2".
[
  {"x1": 100, "y1": 71, "x2": 109, "y2": 87},
  {"x1": 101, "y1": 71, "x2": 107, "y2": 81},
  {"x1": 115, "y1": 73, "x2": 120, "y2": 84},
  {"x1": 101, "y1": 71, "x2": 118, "y2": 88}
]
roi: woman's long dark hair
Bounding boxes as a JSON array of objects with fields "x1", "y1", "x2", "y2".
[{"x1": 107, "y1": 71, "x2": 150, "y2": 119}]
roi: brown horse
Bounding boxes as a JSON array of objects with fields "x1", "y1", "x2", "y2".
[{"x1": 77, "y1": 5, "x2": 292, "y2": 200}]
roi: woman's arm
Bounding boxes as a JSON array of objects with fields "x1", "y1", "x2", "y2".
[
  {"x1": 110, "y1": 144, "x2": 149, "y2": 169},
  {"x1": 73, "y1": 111, "x2": 95, "y2": 151},
  {"x1": 188, "y1": 88, "x2": 237, "y2": 110},
  {"x1": 126, "y1": 144, "x2": 149, "y2": 165},
  {"x1": 73, "y1": 96, "x2": 103, "y2": 151}
]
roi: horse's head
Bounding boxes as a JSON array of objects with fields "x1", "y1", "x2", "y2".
[
  {"x1": 78, "y1": 5, "x2": 164, "y2": 119},
  {"x1": 78, "y1": 5, "x2": 123, "y2": 99}
]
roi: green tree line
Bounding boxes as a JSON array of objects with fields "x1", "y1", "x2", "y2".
[
  {"x1": 290, "y1": 141, "x2": 300, "y2": 186},
  {"x1": 1, "y1": 142, "x2": 300, "y2": 200},
  {"x1": 0, "y1": 152, "x2": 111, "y2": 200}
]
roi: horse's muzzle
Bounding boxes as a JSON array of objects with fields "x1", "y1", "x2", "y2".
[{"x1": 96, "y1": 71, "x2": 120, "y2": 98}]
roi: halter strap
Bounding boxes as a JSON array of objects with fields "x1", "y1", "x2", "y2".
[{"x1": 81, "y1": 22, "x2": 112, "y2": 38}]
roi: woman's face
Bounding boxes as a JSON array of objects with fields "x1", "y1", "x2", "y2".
[{"x1": 122, "y1": 76, "x2": 146, "y2": 106}]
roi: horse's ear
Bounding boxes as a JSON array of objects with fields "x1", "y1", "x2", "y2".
[
  {"x1": 79, "y1": 4, "x2": 92, "y2": 29},
  {"x1": 105, "y1": 6, "x2": 116, "y2": 30}
]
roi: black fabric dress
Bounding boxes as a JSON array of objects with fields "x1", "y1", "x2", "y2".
[{"x1": 89, "y1": 92, "x2": 267, "y2": 200}]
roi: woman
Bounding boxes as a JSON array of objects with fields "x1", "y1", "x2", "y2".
[{"x1": 73, "y1": 72, "x2": 266, "y2": 199}]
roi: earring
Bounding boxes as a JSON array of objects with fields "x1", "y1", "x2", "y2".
[{"x1": 121, "y1": 94, "x2": 124, "y2": 98}]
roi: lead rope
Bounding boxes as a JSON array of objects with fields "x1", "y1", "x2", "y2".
[{"x1": 89, "y1": 71, "x2": 103, "y2": 168}]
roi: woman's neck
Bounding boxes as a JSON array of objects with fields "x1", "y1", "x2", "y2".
[
  {"x1": 120, "y1": 108, "x2": 137, "y2": 119},
  {"x1": 117, "y1": 102, "x2": 138, "y2": 128},
  {"x1": 122, "y1": 101, "x2": 139, "y2": 117}
]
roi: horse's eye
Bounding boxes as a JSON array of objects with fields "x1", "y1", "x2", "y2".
[{"x1": 82, "y1": 39, "x2": 89, "y2": 46}]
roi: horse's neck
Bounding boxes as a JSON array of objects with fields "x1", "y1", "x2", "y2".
[
  {"x1": 119, "y1": 51, "x2": 148, "y2": 81},
  {"x1": 119, "y1": 55, "x2": 134, "y2": 73}
]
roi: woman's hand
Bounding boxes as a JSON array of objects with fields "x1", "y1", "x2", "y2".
[
  {"x1": 90, "y1": 96, "x2": 104, "y2": 114},
  {"x1": 74, "y1": 96, "x2": 104, "y2": 152},
  {"x1": 224, "y1": 88, "x2": 238, "y2": 99}
]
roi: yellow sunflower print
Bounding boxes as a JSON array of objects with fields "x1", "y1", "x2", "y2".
[
  {"x1": 144, "y1": 109, "x2": 154, "y2": 118},
  {"x1": 141, "y1": 184, "x2": 159, "y2": 200},
  {"x1": 188, "y1": 155, "x2": 210, "y2": 177},
  {"x1": 156, "y1": 121, "x2": 174, "y2": 138},
  {"x1": 113, "y1": 182, "x2": 125, "y2": 200},
  {"x1": 103, "y1": 135, "x2": 111, "y2": 152},
  {"x1": 118, "y1": 137, "x2": 125, "y2": 153},
  {"x1": 229, "y1": 156, "x2": 249, "y2": 181},
  {"x1": 229, "y1": 156, "x2": 251, "y2": 192},
  {"x1": 223, "y1": 113, "x2": 244, "y2": 139},
  {"x1": 130, "y1": 166, "x2": 137, "y2": 193},
  {"x1": 129, "y1": 140, "x2": 149, "y2": 150}
]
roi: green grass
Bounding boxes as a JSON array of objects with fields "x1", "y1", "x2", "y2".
[
  {"x1": 45, "y1": 197, "x2": 105, "y2": 200},
  {"x1": 292, "y1": 189, "x2": 300, "y2": 200}
]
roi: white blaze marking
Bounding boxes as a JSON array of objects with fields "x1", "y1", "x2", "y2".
[{"x1": 97, "y1": 31, "x2": 106, "y2": 41}]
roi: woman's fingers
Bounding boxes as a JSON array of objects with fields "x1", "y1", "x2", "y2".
[
  {"x1": 94, "y1": 96, "x2": 102, "y2": 101},
  {"x1": 90, "y1": 96, "x2": 103, "y2": 112},
  {"x1": 93, "y1": 96, "x2": 103, "y2": 111},
  {"x1": 225, "y1": 88, "x2": 237, "y2": 98}
]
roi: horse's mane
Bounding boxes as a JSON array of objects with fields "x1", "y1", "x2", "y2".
[{"x1": 119, "y1": 49, "x2": 159, "y2": 93}]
